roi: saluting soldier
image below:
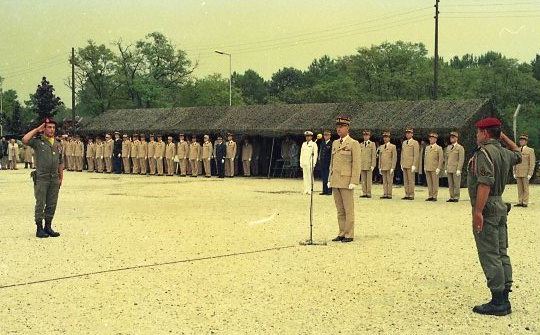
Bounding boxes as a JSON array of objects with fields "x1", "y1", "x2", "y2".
[
  {"x1": 445, "y1": 131, "x2": 465, "y2": 202},
  {"x1": 122, "y1": 134, "x2": 131, "y2": 174},
  {"x1": 400, "y1": 128, "x2": 420, "y2": 200},
  {"x1": 319, "y1": 130, "x2": 333, "y2": 195},
  {"x1": 225, "y1": 133, "x2": 237, "y2": 177},
  {"x1": 147, "y1": 134, "x2": 157, "y2": 175},
  {"x1": 177, "y1": 133, "x2": 189, "y2": 176},
  {"x1": 95, "y1": 137, "x2": 104, "y2": 173},
  {"x1": 424, "y1": 132, "x2": 444, "y2": 201},
  {"x1": 86, "y1": 137, "x2": 96, "y2": 172},
  {"x1": 329, "y1": 115, "x2": 361, "y2": 243},
  {"x1": 131, "y1": 134, "x2": 140, "y2": 174},
  {"x1": 241, "y1": 138, "x2": 253, "y2": 177},
  {"x1": 378, "y1": 131, "x2": 397, "y2": 199},
  {"x1": 165, "y1": 136, "x2": 176, "y2": 176},
  {"x1": 189, "y1": 136, "x2": 201, "y2": 177},
  {"x1": 201, "y1": 135, "x2": 213, "y2": 177},
  {"x1": 468, "y1": 117, "x2": 521, "y2": 316},
  {"x1": 513, "y1": 134, "x2": 536, "y2": 207},
  {"x1": 359, "y1": 130, "x2": 377, "y2": 198},
  {"x1": 155, "y1": 135, "x2": 166, "y2": 176},
  {"x1": 103, "y1": 134, "x2": 114, "y2": 173},
  {"x1": 215, "y1": 135, "x2": 227, "y2": 178},
  {"x1": 22, "y1": 118, "x2": 63, "y2": 238},
  {"x1": 138, "y1": 134, "x2": 148, "y2": 175}
]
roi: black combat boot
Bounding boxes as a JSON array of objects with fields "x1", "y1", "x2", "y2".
[
  {"x1": 503, "y1": 287, "x2": 512, "y2": 310},
  {"x1": 44, "y1": 219, "x2": 60, "y2": 237},
  {"x1": 35, "y1": 220, "x2": 49, "y2": 238},
  {"x1": 472, "y1": 290, "x2": 512, "y2": 316}
]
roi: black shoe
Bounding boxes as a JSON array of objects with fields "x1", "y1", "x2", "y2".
[
  {"x1": 319, "y1": 192, "x2": 327, "y2": 195},
  {"x1": 35, "y1": 220, "x2": 49, "y2": 238},
  {"x1": 360, "y1": 195, "x2": 368, "y2": 198},
  {"x1": 332, "y1": 236, "x2": 345, "y2": 242},
  {"x1": 522, "y1": 204, "x2": 528, "y2": 208},
  {"x1": 341, "y1": 238, "x2": 354, "y2": 243},
  {"x1": 366, "y1": 195, "x2": 372, "y2": 198},
  {"x1": 472, "y1": 290, "x2": 512, "y2": 316},
  {"x1": 513, "y1": 203, "x2": 523, "y2": 207},
  {"x1": 446, "y1": 199, "x2": 454, "y2": 202},
  {"x1": 380, "y1": 196, "x2": 388, "y2": 199},
  {"x1": 401, "y1": 197, "x2": 409, "y2": 200},
  {"x1": 44, "y1": 220, "x2": 60, "y2": 237}
]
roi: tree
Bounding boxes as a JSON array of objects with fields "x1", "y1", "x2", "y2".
[
  {"x1": 179, "y1": 74, "x2": 243, "y2": 107},
  {"x1": 232, "y1": 69, "x2": 268, "y2": 104},
  {"x1": 29, "y1": 77, "x2": 63, "y2": 120},
  {"x1": 533, "y1": 54, "x2": 540, "y2": 81},
  {"x1": 7, "y1": 101, "x2": 23, "y2": 134},
  {"x1": 268, "y1": 67, "x2": 306, "y2": 103}
]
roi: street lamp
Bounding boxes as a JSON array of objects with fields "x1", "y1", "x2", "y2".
[{"x1": 214, "y1": 50, "x2": 232, "y2": 106}]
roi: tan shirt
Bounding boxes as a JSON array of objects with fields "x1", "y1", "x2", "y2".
[
  {"x1": 122, "y1": 140, "x2": 131, "y2": 157},
  {"x1": 130, "y1": 140, "x2": 140, "y2": 157},
  {"x1": 226, "y1": 141, "x2": 237, "y2": 159},
  {"x1": 74, "y1": 141, "x2": 84, "y2": 157},
  {"x1": 177, "y1": 140, "x2": 189, "y2": 159},
  {"x1": 137, "y1": 141, "x2": 148, "y2": 158},
  {"x1": 202, "y1": 141, "x2": 213, "y2": 159},
  {"x1": 147, "y1": 141, "x2": 156, "y2": 158},
  {"x1": 329, "y1": 135, "x2": 361, "y2": 189},
  {"x1": 189, "y1": 142, "x2": 201, "y2": 160},
  {"x1": 65, "y1": 141, "x2": 74, "y2": 156},
  {"x1": 242, "y1": 143, "x2": 253, "y2": 161},
  {"x1": 24, "y1": 146, "x2": 34, "y2": 162},
  {"x1": 424, "y1": 143, "x2": 444, "y2": 172},
  {"x1": 360, "y1": 140, "x2": 377, "y2": 170},
  {"x1": 378, "y1": 142, "x2": 397, "y2": 171},
  {"x1": 95, "y1": 143, "x2": 104, "y2": 158},
  {"x1": 104, "y1": 139, "x2": 114, "y2": 157},
  {"x1": 155, "y1": 141, "x2": 166, "y2": 158},
  {"x1": 86, "y1": 143, "x2": 95, "y2": 158},
  {"x1": 165, "y1": 142, "x2": 176, "y2": 159},
  {"x1": 401, "y1": 138, "x2": 420, "y2": 168},
  {"x1": 444, "y1": 143, "x2": 465, "y2": 173},
  {"x1": 514, "y1": 145, "x2": 536, "y2": 177}
]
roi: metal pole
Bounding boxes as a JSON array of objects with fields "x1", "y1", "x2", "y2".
[
  {"x1": 72, "y1": 47, "x2": 76, "y2": 123},
  {"x1": 228, "y1": 54, "x2": 232, "y2": 107},
  {"x1": 513, "y1": 104, "x2": 521, "y2": 142},
  {"x1": 433, "y1": 0, "x2": 440, "y2": 100},
  {"x1": 267, "y1": 137, "x2": 275, "y2": 179}
]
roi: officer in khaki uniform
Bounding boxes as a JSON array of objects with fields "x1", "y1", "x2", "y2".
[
  {"x1": 95, "y1": 137, "x2": 104, "y2": 173},
  {"x1": 86, "y1": 138, "x2": 95, "y2": 172},
  {"x1": 104, "y1": 134, "x2": 114, "y2": 173},
  {"x1": 24, "y1": 144, "x2": 34, "y2": 169},
  {"x1": 378, "y1": 131, "x2": 397, "y2": 199},
  {"x1": 359, "y1": 130, "x2": 377, "y2": 198},
  {"x1": 22, "y1": 118, "x2": 63, "y2": 238},
  {"x1": 147, "y1": 134, "x2": 157, "y2": 175},
  {"x1": 400, "y1": 128, "x2": 420, "y2": 200},
  {"x1": 202, "y1": 135, "x2": 213, "y2": 177},
  {"x1": 121, "y1": 134, "x2": 131, "y2": 174},
  {"x1": 444, "y1": 131, "x2": 465, "y2": 202},
  {"x1": 225, "y1": 133, "x2": 237, "y2": 177},
  {"x1": 189, "y1": 136, "x2": 201, "y2": 177},
  {"x1": 155, "y1": 135, "x2": 166, "y2": 176},
  {"x1": 74, "y1": 136, "x2": 84, "y2": 172},
  {"x1": 138, "y1": 134, "x2": 148, "y2": 174},
  {"x1": 241, "y1": 139, "x2": 253, "y2": 177},
  {"x1": 329, "y1": 115, "x2": 361, "y2": 243},
  {"x1": 165, "y1": 136, "x2": 176, "y2": 176},
  {"x1": 130, "y1": 134, "x2": 140, "y2": 174},
  {"x1": 61, "y1": 135, "x2": 69, "y2": 171},
  {"x1": 468, "y1": 117, "x2": 521, "y2": 316},
  {"x1": 65, "y1": 136, "x2": 74, "y2": 171},
  {"x1": 513, "y1": 134, "x2": 536, "y2": 207},
  {"x1": 424, "y1": 132, "x2": 444, "y2": 201},
  {"x1": 177, "y1": 133, "x2": 189, "y2": 176}
]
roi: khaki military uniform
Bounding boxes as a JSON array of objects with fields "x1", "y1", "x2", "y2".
[
  {"x1": 424, "y1": 143, "x2": 444, "y2": 199},
  {"x1": 155, "y1": 141, "x2": 166, "y2": 175},
  {"x1": 65, "y1": 140, "x2": 74, "y2": 171},
  {"x1": 95, "y1": 142, "x2": 104, "y2": 172},
  {"x1": 131, "y1": 139, "x2": 140, "y2": 174},
  {"x1": 468, "y1": 139, "x2": 521, "y2": 292},
  {"x1": 202, "y1": 141, "x2": 213, "y2": 177},
  {"x1": 104, "y1": 139, "x2": 113, "y2": 173},
  {"x1": 138, "y1": 140, "x2": 148, "y2": 174},
  {"x1": 378, "y1": 142, "x2": 397, "y2": 197},
  {"x1": 329, "y1": 135, "x2": 361, "y2": 239},
  {"x1": 122, "y1": 140, "x2": 131, "y2": 173},
  {"x1": 401, "y1": 138, "x2": 420, "y2": 198},
  {"x1": 8, "y1": 142, "x2": 19, "y2": 169},
  {"x1": 86, "y1": 142, "x2": 95, "y2": 172},
  {"x1": 177, "y1": 140, "x2": 189, "y2": 176},
  {"x1": 147, "y1": 140, "x2": 156, "y2": 175},
  {"x1": 242, "y1": 143, "x2": 253, "y2": 177},
  {"x1": 61, "y1": 139, "x2": 69, "y2": 171},
  {"x1": 445, "y1": 143, "x2": 465, "y2": 200},
  {"x1": 360, "y1": 140, "x2": 377, "y2": 196},
  {"x1": 24, "y1": 145, "x2": 34, "y2": 163},
  {"x1": 225, "y1": 141, "x2": 237, "y2": 177},
  {"x1": 514, "y1": 145, "x2": 536, "y2": 205},
  {"x1": 74, "y1": 140, "x2": 84, "y2": 171},
  {"x1": 189, "y1": 142, "x2": 201, "y2": 176},
  {"x1": 165, "y1": 142, "x2": 176, "y2": 176},
  {"x1": 27, "y1": 136, "x2": 63, "y2": 221}
]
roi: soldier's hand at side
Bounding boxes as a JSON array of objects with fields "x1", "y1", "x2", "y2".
[
  {"x1": 456, "y1": 170, "x2": 461, "y2": 176},
  {"x1": 327, "y1": 182, "x2": 331, "y2": 188},
  {"x1": 370, "y1": 166, "x2": 374, "y2": 172},
  {"x1": 528, "y1": 175, "x2": 532, "y2": 180},
  {"x1": 411, "y1": 166, "x2": 416, "y2": 173},
  {"x1": 348, "y1": 183, "x2": 355, "y2": 190},
  {"x1": 390, "y1": 168, "x2": 394, "y2": 174},
  {"x1": 59, "y1": 177, "x2": 63, "y2": 188},
  {"x1": 473, "y1": 211, "x2": 483, "y2": 233},
  {"x1": 400, "y1": 165, "x2": 403, "y2": 171},
  {"x1": 513, "y1": 174, "x2": 516, "y2": 179},
  {"x1": 444, "y1": 170, "x2": 447, "y2": 175},
  {"x1": 435, "y1": 168, "x2": 440, "y2": 175}
]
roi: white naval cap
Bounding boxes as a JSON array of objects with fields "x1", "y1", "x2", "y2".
[{"x1": 304, "y1": 131, "x2": 314, "y2": 136}]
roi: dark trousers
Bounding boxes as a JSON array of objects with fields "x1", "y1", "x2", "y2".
[
  {"x1": 216, "y1": 158, "x2": 225, "y2": 178},
  {"x1": 113, "y1": 156, "x2": 122, "y2": 174},
  {"x1": 321, "y1": 165, "x2": 331, "y2": 194}
]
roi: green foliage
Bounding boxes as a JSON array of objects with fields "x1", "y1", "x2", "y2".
[
  {"x1": 28, "y1": 77, "x2": 63, "y2": 120},
  {"x1": 179, "y1": 74, "x2": 243, "y2": 107}
]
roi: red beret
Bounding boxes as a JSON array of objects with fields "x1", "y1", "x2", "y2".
[
  {"x1": 43, "y1": 117, "x2": 57, "y2": 125},
  {"x1": 475, "y1": 117, "x2": 501, "y2": 129}
]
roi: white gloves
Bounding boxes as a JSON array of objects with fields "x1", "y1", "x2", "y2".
[
  {"x1": 249, "y1": 159, "x2": 251, "y2": 162},
  {"x1": 348, "y1": 184, "x2": 356, "y2": 190},
  {"x1": 390, "y1": 168, "x2": 394, "y2": 174},
  {"x1": 411, "y1": 166, "x2": 416, "y2": 173},
  {"x1": 370, "y1": 166, "x2": 374, "y2": 172},
  {"x1": 221, "y1": 159, "x2": 225, "y2": 163},
  {"x1": 528, "y1": 175, "x2": 532, "y2": 180},
  {"x1": 327, "y1": 182, "x2": 331, "y2": 188},
  {"x1": 400, "y1": 165, "x2": 403, "y2": 171},
  {"x1": 456, "y1": 170, "x2": 461, "y2": 176},
  {"x1": 435, "y1": 168, "x2": 440, "y2": 175},
  {"x1": 444, "y1": 170, "x2": 447, "y2": 175},
  {"x1": 513, "y1": 174, "x2": 516, "y2": 179}
]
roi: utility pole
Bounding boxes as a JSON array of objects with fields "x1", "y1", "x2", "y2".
[
  {"x1": 214, "y1": 50, "x2": 232, "y2": 106},
  {"x1": 433, "y1": 0, "x2": 440, "y2": 100},
  {"x1": 71, "y1": 47, "x2": 76, "y2": 123}
]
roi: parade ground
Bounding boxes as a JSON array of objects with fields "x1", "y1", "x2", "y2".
[{"x1": 1, "y1": 169, "x2": 538, "y2": 334}]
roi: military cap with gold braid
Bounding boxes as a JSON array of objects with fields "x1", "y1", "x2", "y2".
[
  {"x1": 450, "y1": 131, "x2": 459, "y2": 138},
  {"x1": 335, "y1": 115, "x2": 351, "y2": 126}
]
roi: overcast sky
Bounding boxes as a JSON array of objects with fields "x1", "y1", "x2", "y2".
[{"x1": 1, "y1": 0, "x2": 539, "y2": 104}]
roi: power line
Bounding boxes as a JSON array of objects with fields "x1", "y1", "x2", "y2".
[
  {"x1": 444, "y1": 15, "x2": 540, "y2": 18},
  {"x1": 0, "y1": 54, "x2": 67, "y2": 73},
  {"x1": 2, "y1": 60, "x2": 68, "y2": 79},
  {"x1": 444, "y1": 1, "x2": 540, "y2": 7}
]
